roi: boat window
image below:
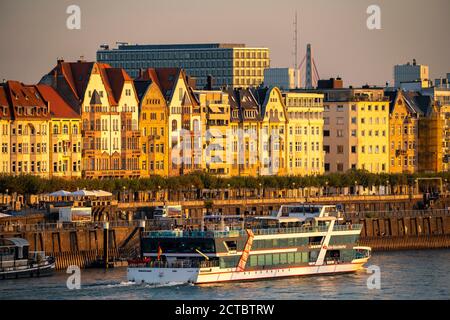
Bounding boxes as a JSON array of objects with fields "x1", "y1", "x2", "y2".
[{"x1": 224, "y1": 240, "x2": 237, "y2": 251}]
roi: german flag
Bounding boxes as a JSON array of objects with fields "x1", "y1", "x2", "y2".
[{"x1": 157, "y1": 245, "x2": 163, "y2": 260}]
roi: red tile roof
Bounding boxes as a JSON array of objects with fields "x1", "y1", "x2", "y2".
[
  {"x1": 0, "y1": 86, "x2": 11, "y2": 120},
  {"x1": 35, "y1": 84, "x2": 80, "y2": 118},
  {"x1": 3, "y1": 81, "x2": 50, "y2": 120}
]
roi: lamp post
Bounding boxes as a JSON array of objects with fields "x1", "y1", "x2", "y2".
[
  {"x1": 191, "y1": 184, "x2": 195, "y2": 200},
  {"x1": 354, "y1": 181, "x2": 358, "y2": 196},
  {"x1": 386, "y1": 180, "x2": 390, "y2": 195},
  {"x1": 325, "y1": 181, "x2": 329, "y2": 197},
  {"x1": 158, "y1": 185, "x2": 161, "y2": 201},
  {"x1": 259, "y1": 183, "x2": 262, "y2": 199},
  {"x1": 292, "y1": 182, "x2": 296, "y2": 198},
  {"x1": 122, "y1": 186, "x2": 126, "y2": 202}
]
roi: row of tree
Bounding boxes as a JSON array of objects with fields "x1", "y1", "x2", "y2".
[{"x1": 0, "y1": 170, "x2": 449, "y2": 195}]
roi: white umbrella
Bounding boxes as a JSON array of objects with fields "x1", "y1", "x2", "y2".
[
  {"x1": 49, "y1": 190, "x2": 72, "y2": 197},
  {"x1": 92, "y1": 190, "x2": 113, "y2": 197},
  {"x1": 0, "y1": 213, "x2": 11, "y2": 218},
  {"x1": 70, "y1": 190, "x2": 96, "y2": 197}
]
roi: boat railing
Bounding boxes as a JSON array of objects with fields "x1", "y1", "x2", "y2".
[
  {"x1": 128, "y1": 259, "x2": 220, "y2": 269},
  {"x1": 142, "y1": 224, "x2": 362, "y2": 238}
]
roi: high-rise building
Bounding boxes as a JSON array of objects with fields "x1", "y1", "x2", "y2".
[
  {"x1": 394, "y1": 59, "x2": 430, "y2": 89},
  {"x1": 97, "y1": 43, "x2": 270, "y2": 89},
  {"x1": 263, "y1": 68, "x2": 299, "y2": 89}
]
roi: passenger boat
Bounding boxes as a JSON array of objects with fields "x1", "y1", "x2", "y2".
[
  {"x1": 0, "y1": 238, "x2": 55, "y2": 280},
  {"x1": 127, "y1": 204, "x2": 371, "y2": 285}
]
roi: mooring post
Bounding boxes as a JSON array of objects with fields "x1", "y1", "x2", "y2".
[
  {"x1": 139, "y1": 220, "x2": 146, "y2": 258},
  {"x1": 103, "y1": 221, "x2": 109, "y2": 269}
]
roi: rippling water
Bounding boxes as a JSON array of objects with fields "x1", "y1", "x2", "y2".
[{"x1": 1, "y1": 249, "x2": 449, "y2": 300}]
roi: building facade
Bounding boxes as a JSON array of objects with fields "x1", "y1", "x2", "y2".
[
  {"x1": 0, "y1": 87, "x2": 11, "y2": 174},
  {"x1": 40, "y1": 60, "x2": 140, "y2": 179},
  {"x1": 385, "y1": 90, "x2": 420, "y2": 174},
  {"x1": 283, "y1": 91, "x2": 325, "y2": 176},
  {"x1": 134, "y1": 70, "x2": 169, "y2": 177},
  {"x1": 36, "y1": 85, "x2": 82, "y2": 178},
  {"x1": 97, "y1": 43, "x2": 270, "y2": 89},
  {"x1": 1, "y1": 81, "x2": 50, "y2": 177},
  {"x1": 322, "y1": 88, "x2": 390, "y2": 173},
  {"x1": 194, "y1": 90, "x2": 231, "y2": 176}
]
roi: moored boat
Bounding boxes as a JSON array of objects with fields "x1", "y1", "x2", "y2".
[
  {"x1": 0, "y1": 238, "x2": 55, "y2": 280},
  {"x1": 127, "y1": 204, "x2": 371, "y2": 285}
]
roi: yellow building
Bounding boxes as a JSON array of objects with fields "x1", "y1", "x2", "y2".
[
  {"x1": 134, "y1": 70, "x2": 169, "y2": 177},
  {"x1": 2, "y1": 81, "x2": 50, "y2": 177},
  {"x1": 283, "y1": 92, "x2": 325, "y2": 176},
  {"x1": 36, "y1": 85, "x2": 82, "y2": 178},
  {"x1": 422, "y1": 88, "x2": 450, "y2": 171},
  {"x1": 386, "y1": 90, "x2": 420, "y2": 174},
  {"x1": 194, "y1": 90, "x2": 231, "y2": 176},
  {"x1": 0, "y1": 87, "x2": 10, "y2": 174},
  {"x1": 322, "y1": 88, "x2": 389, "y2": 173},
  {"x1": 252, "y1": 87, "x2": 287, "y2": 176},
  {"x1": 226, "y1": 88, "x2": 260, "y2": 176},
  {"x1": 40, "y1": 60, "x2": 140, "y2": 179},
  {"x1": 415, "y1": 94, "x2": 444, "y2": 173}
]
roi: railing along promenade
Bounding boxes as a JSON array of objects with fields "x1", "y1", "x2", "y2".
[
  {"x1": 117, "y1": 194, "x2": 425, "y2": 209},
  {"x1": 2, "y1": 209, "x2": 449, "y2": 234}
]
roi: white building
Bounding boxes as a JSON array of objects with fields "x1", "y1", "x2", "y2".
[
  {"x1": 263, "y1": 68, "x2": 300, "y2": 90},
  {"x1": 394, "y1": 59, "x2": 430, "y2": 89}
]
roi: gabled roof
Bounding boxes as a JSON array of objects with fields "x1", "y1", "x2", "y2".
[
  {"x1": 39, "y1": 60, "x2": 121, "y2": 110},
  {"x1": 135, "y1": 68, "x2": 198, "y2": 107},
  {"x1": 104, "y1": 68, "x2": 133, "y2": 104},
  {"x1": 35, "y1": 84, "x2": 80, "y2": 118},
  {"x1": 2, "y1": 81, "x2": 50, "y2": 120},
  {"x1": 0, "y1": 86, "x2": 11, "y2": 120}
]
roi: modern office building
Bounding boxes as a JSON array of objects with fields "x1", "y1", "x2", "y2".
[
  {"x1": 394, "y1": 59, "x2": 430, "y2": 89},
  {"x1": 263, "y1": 68, "x2": 299, "y2": 89},
  {"x1": 97, "y1": 43, "x2": 270, "y2": 89}
]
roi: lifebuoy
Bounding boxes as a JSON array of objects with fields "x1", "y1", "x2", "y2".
[{"x1": 323, "y1": 245, "x2": 328, "y2": 250}]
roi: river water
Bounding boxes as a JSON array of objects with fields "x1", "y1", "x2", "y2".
[{"x1": 0, "y1": 249, "x2": 449, "y2": 300}]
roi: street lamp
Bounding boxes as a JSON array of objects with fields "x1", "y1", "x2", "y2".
[
  {"x1": 386, "y1": 180, "x2": 390, "y2": 195},
  {"x1": 292, "y1": 182, "x2": 296, "y2": 198},
  {"x1": 354, "y1": 181, "x2": 358, "y2": 196},
  {"x1": 325, "y1": 181, "x2": 329, "y2": 197}
]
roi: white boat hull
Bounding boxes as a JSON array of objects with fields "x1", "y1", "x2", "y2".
[{"x1": 127, "y1": 259, "x2": 368, "y2": 285}]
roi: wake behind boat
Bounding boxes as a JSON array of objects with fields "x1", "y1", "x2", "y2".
[{"x1": 127, "y1": 204, "x2": 371, "y2": 285}]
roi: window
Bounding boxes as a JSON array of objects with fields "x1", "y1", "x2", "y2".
[{"x1": 337, "y1": 145, "x2": 344, "y2": 154}]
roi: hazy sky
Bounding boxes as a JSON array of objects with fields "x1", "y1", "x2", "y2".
[{"x1": 1, "y1": 0, "x2": 449, "y2": 86}]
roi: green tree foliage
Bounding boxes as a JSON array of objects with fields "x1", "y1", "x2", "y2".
[{"x1": 0, "y1": 170, "x2": 448, "y2": 195}]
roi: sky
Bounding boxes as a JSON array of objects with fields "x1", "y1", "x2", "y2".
[{"x1": 0, "y1": 0, "x2": 449, "y2": 87}]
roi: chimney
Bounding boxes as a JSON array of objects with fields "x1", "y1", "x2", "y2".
[{"x1": 413, "y1": 59, "x2": 417, "y2": 66}]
